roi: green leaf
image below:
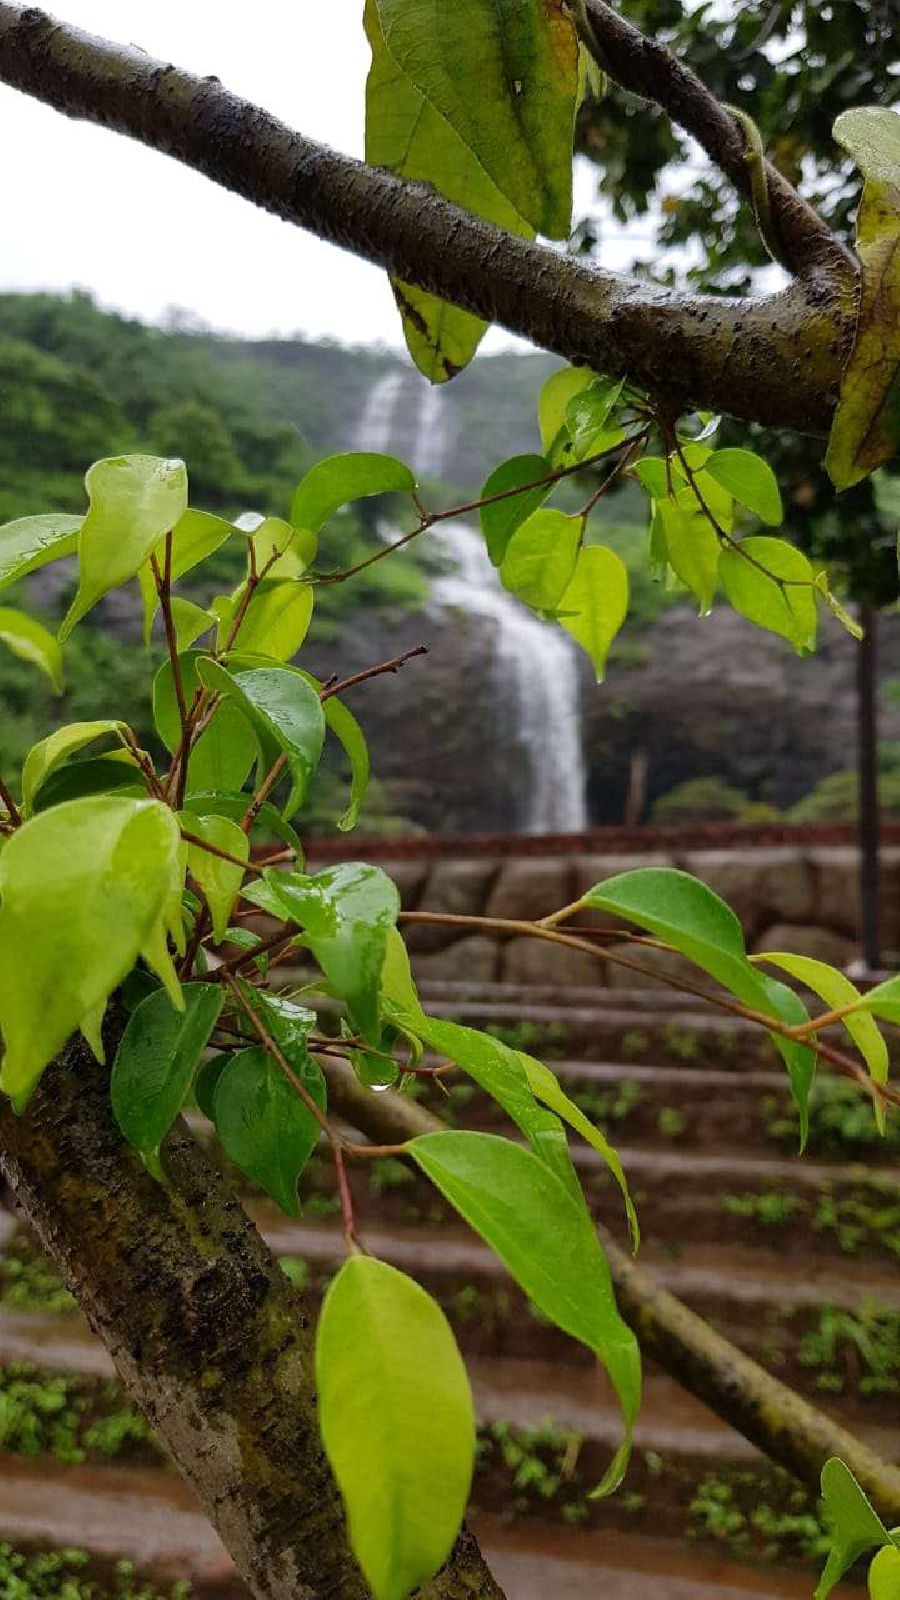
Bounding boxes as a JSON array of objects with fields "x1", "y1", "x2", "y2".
[
  {"x1": 213, "y1": 1044, "x2": 324, "y2": 1216},
  {"x1": 290, "y1": 452, "x2": 416, "y2": 533},
  {"x1": 181, "y1": 791, "x2": 301, "y2": 854},
  {"x1": 220, "y1": 578, "x2": 313, "y2": 662},
  {"x1": 539, "y1": 368, "x2": 595, "y2": 459},
  {"x1": 139, "y1": 508, "x2": 234, "y2": 641},
  {"x1": 582, "y1": 867, "x2": 815, "y2": 1132},
  {"x1": 705, "y1": 448, "x2": 783, "y2": 526},
  {"x1": 827, "y1": 108, "x2": 900, "y2": 488},
  {"x1": 169, "y1": 597, "x2": 215, "y2": 653},
  {"x1": 21, "y1": 720, "x2": 123, "y2": 816},
  {"x1": 480, "y1": 454, "x2": 552, "y2": 567},
  {"x1": 323, "y1": 697, "x2": 370, "y2": 833},
  {"x1": 519, "y1": 1052, "x2": 639, "y2": 1251},
  {"x1": 869, "y1": 1545, "x2": 900, "y2": 1599},
  {"x1": 153, "y1": 653, "x2": 258, "y2": 797},
  {"x1": 635, "y1": 458, "x2": 670, "y2": 501},
  {"x1": 111, "y1": 983, "x2": 223, "y2": 1158},
  {"x1": 853, "y1": 973, "x2": 900, "y2": 1025},
  {"x1": 0, "y1": 512, "x2": 81, "y2": 594},
  {"x1": 754, "y1": 952, "x2": 889, "y2": 1134},
  {"x1": 564, "y1": 378, "x2": 626, "y2": 461},
  {"x1": 180, "y1": 813, "x2": 249, "y2": 944},
  {"x1": 60, "y1": 455, "x2": 188, "y2": 640},
  {"x1": 375, "y1": 0, "x2": 578, "y2": 239},
  {"x1": 557, "y1": 545, "x2": 628, "y2": 680},
  {"x1": 0, "y1": 607, "x2": 64, "y2": 691},
  {"x1": 32, "y1": 753, "x2": 145, "y2": 814},
  {"x1": 316, "y1": 1255, "x2": 475, "y2": 1600},
  {"x1": 408, "y1": 1015, "x2": 580, "y2": 1199},
  {"x1": 245, "y1": 862, "x2": 399, "y2": 1040},
  {"x1": 816, "y1": 578, "x2": 864, "y2": 642},
  {"x1": 815, "y1": 1458, "x2": 891, "y2": 1599},
  {"x1": 719, "y1": 536, "x2": 817, "y2": 653},
  {"x1": 0, "y1": 797, "x2": 183, "y2": 1099},
  {"x1": 196, "y1": 659, "x2": 325, "y2": 817},
  {"x1": 365, "y1": 0, "x2": 531, "y2": 381},
  {"x1": 409, "y1": 1130, "x2": 640, "y2": 1493},
  {"x1": 250, "y1": 516, "x2": 318, "y2": 578},
  {"x1": 195, "y1": 1052, "x2": 229, "y2": 1121},
  {"x1": 659, "y1": 500, "x2": 720, "y2": 615},
  {"x1": 499, "y1": 509, "x2": 580, "y2": 613}
]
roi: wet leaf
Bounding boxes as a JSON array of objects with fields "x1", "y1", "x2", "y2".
[
  {"x1": 316, "y1": 1256, "x2": 475, "y2": 1600},
  {"x1": 375, "y1": 0, "x2": 578, "y2": 238},
  {"x1": 112, "y1": 983, "x2": 223, "y2": 1158},
  {"x1": 213, "y1": 1044, "x2": 324, "y2": 1216},
  {"x1": 195, "y1": 658, "x2": 325, "y2": 817},
  {"x1": 61, "y1": 455, "x2": 188, "y2": 639},
  {"x1": 180, "y1": 812, "x2": 249, "y2": 943},
  {"x1": 0, "y1": 512, "x2": 81, "y2": 593}
]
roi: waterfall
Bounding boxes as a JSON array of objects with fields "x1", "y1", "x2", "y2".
[
  {"x1": 432, "y1": 523, "x2": 587, "y2": 835},
  {"x1": 353, "y1": 369, "x2": 588, "y2": 834},
  {"x1": 354, "y1": 370, "x2": 405, "y2": 454}
]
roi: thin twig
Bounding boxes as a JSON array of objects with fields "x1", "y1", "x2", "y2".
[
  {"x1": 320, "y1": 644, "x2": 428, "y2": 702},
  {"x1": 0, "y1": 774, "x2": 22, "y2": 826}
]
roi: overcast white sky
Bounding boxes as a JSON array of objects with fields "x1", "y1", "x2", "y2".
[{"x1": 0, "y1": 1, "x2": 628, "y2": 351}]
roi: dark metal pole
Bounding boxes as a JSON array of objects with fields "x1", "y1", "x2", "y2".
[{"x1": 857, "y1": 602, "x2": 880, "y2": 972}]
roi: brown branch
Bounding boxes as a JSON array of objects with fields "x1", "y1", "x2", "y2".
[
  {"x1": 0, "y1": 3, "x2": 853, "y2": 434},
  {"x1": 0, "y1": 773, "x2": 22, "y2": 825},
  {"x1": 319, "y1": 1053, "x2": 900, "y2": 1523},
  {"x1": 319, "y1": 644, "x2": 428, "y2": 701},
  {"x1": 579, "y1": 0, "x2": 854, "y2": 282}
]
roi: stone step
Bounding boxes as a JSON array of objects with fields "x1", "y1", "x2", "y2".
[{"x1": 419, "y1": 1057, "x2": 893, "y2": 1160}]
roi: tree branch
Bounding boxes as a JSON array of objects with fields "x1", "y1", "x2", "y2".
[
  {"x1": 579, "y1": 0, "x2": 854, "y2": 281},
  {"x1": 320, "y1": 1055, "x2": 900, "y2": 1526},
  {"x1": 0, "y1": 3, "x2": 854, "y2": 434},
  {"x1": 0, "y1": 1024, "x2": 505, "y2": 1600}
]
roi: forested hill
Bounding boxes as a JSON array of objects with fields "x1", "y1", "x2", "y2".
[{"x1": 0, "y1": 290, "x2": 552, "y2": 524}]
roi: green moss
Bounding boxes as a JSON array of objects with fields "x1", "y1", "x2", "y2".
[
  {"x1": 0, "y1": 1241, "x2": 76, "y2": 1315},
  {"x1": 0, "y1": 1545, "x2": 190, "y2": 1600},
  {"x1": 0, "y1": 1364, "x2": 151, "y2": 1465},
  {"x1": 722, "y1": 1191, "x2": 801, "y2": 1228},
  {"x1": 798, "y1": 1301, "x2": 900, "y2": 1396}
]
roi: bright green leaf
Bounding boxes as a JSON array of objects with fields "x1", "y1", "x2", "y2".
[
  {"x1": 21, "y1": 720, "x2": 123, "y2": 816},
  {"x1": 409, "y1": 1130, "x2": 640, "y2": 1494},
  {"x1": 827, "y1": 108, "x2": 900, "y2": 488},
  {"x1": 869, "y1": 1544, "x2": 900, "y2": 1599},
  {"x1": 365, "y1": 0, "x2": 531, "y2": 380},
  {"x1": 853, "y1": 973, "x2": 900, "y2": 1024},
  {"x1": 196, "y1": 659, "x2": 325, "y2": 818},
  {"x1": 519, "y1": 1052, "x2": 638, "y2": 1251},
  {"x1": 815, "y1": 1458, "x2": 891, "y2": 1599},
  {"x1": 539, "y1": 367, "x2": 595, "y2": 459},
  {"x1": 111, "y1": 983, "x2": 223, "y2": 1158},
  {"x1": 0, "y1": 513, "x2": 81, "y2": 594},
  {"x1": 0, "y1": 798, "x2": 182, "y2": 1099},
  {"x1": 60, "y1": 455, "x2": 188, "y2": 640},
  {"x1": 375, "y1": 0, "x2": 579, "y2": 239},
  {"x1": 0, "y1": 606, "x2": 64, "y2": 691},
  {"x1": 221, "y1": 578, "x2": 313, "y2": 662},
  {"x1": 719, "y1": 536, "x2": 817, "y2": 653},
  {"x1": 754, "y1": 951, "x2": 889, "y2": 1133},
  {"x1": 153, "y1": 653, "x2": 258, "y2": 797},
  {"x1": 169, "y1": 597, "x2": 215, "y2": 653},
  {"x1": 251, "y1": 516, "x2": 317, "y2": 578},
  {"x1": 500, "y1": 508, "x2": 580, "y2": 613},
  {"x1": 480, "y1": 454, "x2": 552, "y2": 567},
  {"x1": 139, "y1": 508, "x2": 234, "y2": 641},
  {"x1": 180, "y1": 813, "x2": 249, "y2": 944},
  {"x1": 290, "y1": 452, "x2": 416, "y2": 533},
  {"x1": 705, "y1": 448, "x2": 783, "y2": 526},
  {"x1": 245, "y1": 862, "x2": 398, "y2": 1041},
  {"x1": 181, "y1": 790, "x2": 301, "y2": 854},
  {"x1": 659, "y1": 501, "x2": 720, "y2": 615},
  {"x1": 213, "y1": 1043, "x2": 324, "y2": 1216},
  {"x1": 557, "y1": 545, "x2": 628, "y2": 680},
  {"x1": 316, "y1": 1255, "x2": 475, "y2": 1600}
]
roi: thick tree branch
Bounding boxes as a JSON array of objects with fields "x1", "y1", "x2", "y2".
[
  {"x1": 579, "y1": 0, "x2": 854, "y2": 281},
  {"x1": 321, "y1": 1056, "x2": 900, "y2": 1526},
  {"x1": 0, "y1": 3, "x2": 855, "y2": 434},
  {"x1": 0, "y1": 1026, "x2": 504, "y2": 1600}
]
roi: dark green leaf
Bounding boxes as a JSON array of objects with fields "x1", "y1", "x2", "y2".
[
  {"x1": 31, "y1": 755, "x2": 146, "y2": 814},
  {"x1": 196, "y1": 659, "x2": 325, "y2": 817},
  {"x1": 245, "y1": 863, "x2": 399, "y2": 1041},
  {"x1": 213, "y1": 1044, "x2": 325, "y2": 1216},
  {"x1": 409, "y1": 1130, "x2": 640, "y2": 1494},
  {"x1": 480, "y1": 454, "x2": 552, "y2": 567},
  {"x1": 152, "y1": 652, "x2": 258, "y2": 797},
  {"x1": 111, "y1": 983, "x2": 223, "y2": 1158}
]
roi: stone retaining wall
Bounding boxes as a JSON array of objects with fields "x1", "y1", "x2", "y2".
[{"x1": 306, "y1": 844, "x2": 899, "y2": 988}]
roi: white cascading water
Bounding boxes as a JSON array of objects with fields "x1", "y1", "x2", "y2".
[{"x1": 353, "y1": 372, "x2": 588, "y2": 834}]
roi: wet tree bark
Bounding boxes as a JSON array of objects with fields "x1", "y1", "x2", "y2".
[{"x1": 0, "y1": 1024, "x2": 505, "y2": 1600}]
